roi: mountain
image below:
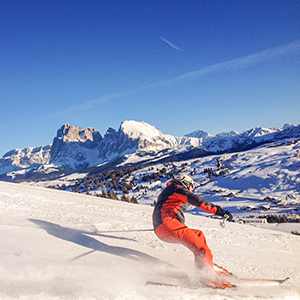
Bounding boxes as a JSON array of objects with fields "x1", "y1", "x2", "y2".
[
  {"x1": 50, "y1": 124, "x2": 102, "y2": 170},
  {"x1": 0, "y1": 145, "x2": 51, "y2": 175},
  {"x1": 0, "y1": 121, "x2": 299, "y2": 181},
  {"x1": 185, "y1": 129, "x2": 212, "y2": 139},
  {"x1": 201, "y1": 125, "x2": 300, "y2": 152}
]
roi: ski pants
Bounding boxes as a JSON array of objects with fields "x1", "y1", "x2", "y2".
[{"x1": 155, "y1": 217, "x2": 213, "y2": 269}]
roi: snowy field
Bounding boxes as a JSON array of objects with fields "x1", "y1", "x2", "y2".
[{"x1": 0, "y1": 181, "x2": 299, "y2": 300}]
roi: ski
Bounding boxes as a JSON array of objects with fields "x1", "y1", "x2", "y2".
[
  {"x1": 146, "y1": 281, "x2": 183, "y2": 288},
  {"x1": 233, "y1": 276, "x2": 290, "y2": 284},
  {"x1": 146, "y1": 276, "x2": 289, "y2": 289},
  {"x1": 149, "y1": 264, "x2": 290, "y2": 290},
  {"x1": 146, "y1": 280, "x2": 236, "y2": 289}
]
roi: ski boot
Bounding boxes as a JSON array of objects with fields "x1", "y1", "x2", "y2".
[
  {"x1": 205, "y1": 280, "x2": 234, "y2": 289},
  {"x1": 212, "y1": 264, "x2": 231, "y2": 276}
]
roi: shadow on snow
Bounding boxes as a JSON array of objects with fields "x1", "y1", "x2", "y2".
[{"x1": 28, "y1": 218, "x2": 172, "y2": 267}]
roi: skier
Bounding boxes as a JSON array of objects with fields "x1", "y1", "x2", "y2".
[{"x1": 152, "y1": 172, "x2": 233, "y2": 288}]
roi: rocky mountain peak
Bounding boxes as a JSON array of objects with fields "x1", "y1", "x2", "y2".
[
  {"x1": 216, "y1": 130, "x2": 240, "y2": 137},
  {"x1": 185, "y1": 129, "x2": 211, "y2": 139},
  {"x1": 49, "y1": 124, "x2": 102, "y2": 168},
  {"x1": 57, "y1": 124, "x2": 102, "y2": 144},
  {"x1": 104, "y1": 127, "x2": 117, "y2": 138}
]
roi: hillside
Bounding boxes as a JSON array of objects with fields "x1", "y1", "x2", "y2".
[
  {"x1": 0, "y1": 183, "x2": 300, "y2": 300},
  {"x1": 0, "y1": 181, "x2": 299, "y2": 300},
  {"x1": 23, "y1": 138, "x2": 300, "y2": 227}
]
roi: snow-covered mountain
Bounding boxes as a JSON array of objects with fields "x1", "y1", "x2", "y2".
[
  {"x1": 0, "y1": 145, "x2": 51, "y2": 174},
  {"x1": 0, "y1": 121, "x2": 299, "y2": 181},
  {"x1": 185, "y1": 129, "x2": 212, "y2": 139}
]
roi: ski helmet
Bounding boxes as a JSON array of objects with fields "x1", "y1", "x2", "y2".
[{"x1": 173, "y1": 172, "x2": 196, "y2": 189}]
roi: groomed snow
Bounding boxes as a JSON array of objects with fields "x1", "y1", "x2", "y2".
[{"x1": 0, "y1": 181, "x2": 299, "y2": 300}]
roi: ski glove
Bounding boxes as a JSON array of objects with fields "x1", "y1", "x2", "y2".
[
  {"x1": 215, "y1": 206, "x2": 233, "y2": 222},
  {"x1": 223, "y1": 211, "x2": 233, "y2": 222}
]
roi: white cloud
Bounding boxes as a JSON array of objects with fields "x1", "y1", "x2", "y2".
[
  {"x1": 49, "y1": 90, "x2": 131, "y2": 117},
  {"x1": 145, "y1": 40, "x2": 300, "y2": 89},
  {"x1": 172, "y1": 40, "x2": 300, "y2": 83}
]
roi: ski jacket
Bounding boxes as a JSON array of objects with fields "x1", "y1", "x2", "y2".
[{"x1": 153, "y1": 180, "x2": 222, "y2": 230}]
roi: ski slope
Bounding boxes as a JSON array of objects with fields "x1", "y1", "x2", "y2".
[{"x1": 0, "y1": 181, "x2": 299, "y2": 300}]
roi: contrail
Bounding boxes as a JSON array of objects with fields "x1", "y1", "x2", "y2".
[
  {"x1": 148, "y1": 40, "x2": 300, "y2": 87},
  {"x1": 51, "y1": 40, "x2": 300, "y2": 115},
  {"x1": 159, "y1": 36, "x2": 183, "y2": 51}
]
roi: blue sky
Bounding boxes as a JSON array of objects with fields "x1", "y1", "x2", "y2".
[{"x1": 1, "y1": 0, "x2": 299, "y2": 156}]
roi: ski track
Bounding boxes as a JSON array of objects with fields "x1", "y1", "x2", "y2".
[{"x1": 0, "y1": 181, "x2": 299, "y2": 300}]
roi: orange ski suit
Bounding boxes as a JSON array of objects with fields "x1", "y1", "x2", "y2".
[{"x1": 152, "y1": 180, "x2": 223, "y2": 269}]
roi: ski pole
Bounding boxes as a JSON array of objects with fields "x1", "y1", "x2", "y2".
[
  {"x1": 219, "y1": 214, "x2": 229, "y2": 228},
  {"x1": 93, "y1": 228, "x2": 154, "y2": 234}
]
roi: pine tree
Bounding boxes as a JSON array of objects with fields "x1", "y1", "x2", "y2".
[
  {"x1": 130, "y1": 196, "x2": 139, "y2": 204},
  {"x1": 101, "y1": 189, "x2": 107, "y2": 198},
  {"x1": 121, "y1": 194, "x2": 129, "y2": 202},
  {"x1": 108, "y1": 189, "x2": 118, "y2": 200}
]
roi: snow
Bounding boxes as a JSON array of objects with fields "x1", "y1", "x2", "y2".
[
  {"x1": 185, "y1": 129, "x2": 212, "y2": 139},
  {"x1": 120, "y1": 120, "x2": 163, "y2": 139},
  {"x1": 0, "y1": 181, "x2": 299, "y2": 300},
  {"x1": 115, "y1": 141, "x2": 300, "y2": 217}
]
